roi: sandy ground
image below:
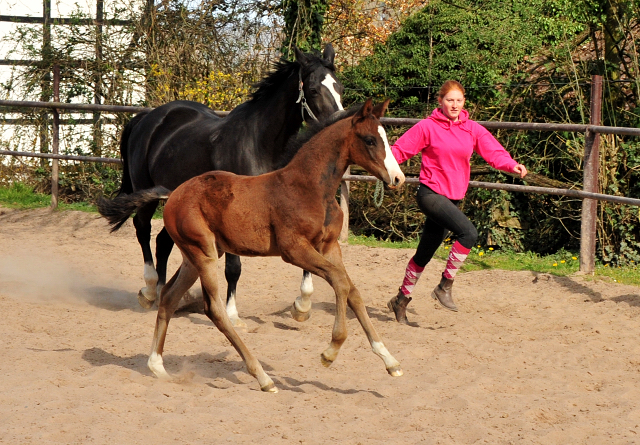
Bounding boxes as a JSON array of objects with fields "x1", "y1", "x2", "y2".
[{"x1": 1, "y1": 205, "x2": 640, "y2": 444}]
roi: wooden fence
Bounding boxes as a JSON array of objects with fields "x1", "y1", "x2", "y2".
[{"x1": 2, "y1": 75, "x2": 640, "y2": 274}]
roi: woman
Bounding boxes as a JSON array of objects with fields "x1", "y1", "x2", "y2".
[{"x1": 387, "y1": 80, "x2": 527, "y2": 324}]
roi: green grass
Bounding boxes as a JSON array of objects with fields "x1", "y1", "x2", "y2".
[
  {"x1": 0, "y1": 183, "x2": 164, "y2": 217},
  {"x1": 0, "y1": 183, "x2": 52, "y2": 208},
  {"x1": 0, "y1": 183, "x2": 99, "y2": 213},
  {"x1": 349, "y1": 233, "x2": 640, "y2": 287}
]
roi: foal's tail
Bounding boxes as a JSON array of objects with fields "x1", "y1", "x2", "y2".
[
  {"x1": 117, "y1": 111, "x2": 150, "y2": 197},
  {"x1": 97, "y1": 186, "x2": 171, "y2": 233}
]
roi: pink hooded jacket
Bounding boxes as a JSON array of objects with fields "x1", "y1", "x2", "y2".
[{"x1": 391, "y1": 108, "x2": 518, "y2": 200}]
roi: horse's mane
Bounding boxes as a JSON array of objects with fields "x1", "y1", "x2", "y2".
[
  {"x1": 250, "y1": 50, "x2": 335, "y2": 103},
  {"x1": 275, "y1": 104, "x2": 362, "y2": 169}
]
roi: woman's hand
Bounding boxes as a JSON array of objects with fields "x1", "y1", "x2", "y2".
[{"x1": 513, "y1": 164, "x2": 528, "y2": 178}]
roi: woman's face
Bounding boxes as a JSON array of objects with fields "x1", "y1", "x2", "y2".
[{"x1": 438, "y1": 89, "x2": 465, "y2": 121}]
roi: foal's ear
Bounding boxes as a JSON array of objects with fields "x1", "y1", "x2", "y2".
[
  {"x1": 372, "y1": 99, "x2": 390, "y2": 119},
  {"x1": 295, "y1": 47, "x2": 309, "y2": 66},
  {"x1": 323, "y1": 43, "x2": 336, "y2": 66},
  {"x1": 352, "y1": 98, "x2": 374, "y2": 123}
]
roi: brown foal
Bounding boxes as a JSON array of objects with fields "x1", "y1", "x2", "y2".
[{"x1": 105, "y1": 99, "x2": 405, "y2": 392}]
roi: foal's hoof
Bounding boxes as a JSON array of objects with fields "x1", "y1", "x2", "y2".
[
  {"x1": 387, "y1": 365, "x2": 404, "y2": 377},
  {"x1": 290, "y1": 303, "x2": 311, "y2": 322},
  {"x1": 138, "y1": 291, "x2": 155, "y2": 309},
  {"x1": 320, "y1": 353, "x2": 334, "y2": 368},
  {"x1": 260, "y1": 382, "x2": 279, "y2": 393}
]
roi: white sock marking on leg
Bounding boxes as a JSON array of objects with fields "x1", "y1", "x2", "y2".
[
  {"x1": 227, "y1": 293, "x2": 240, "y2": 320},
  {"x1": 148, "y1": 352, "x2": 170, "y2": 379},
  {"x1": 372, "y1": 340, "x2": 400, "y2": 369},
  {"x1": 295, "y1": 273, "x2": 313, "y2": 313},
  {"x1": 141, "y1": 263, "x2": 159, "y2": 301}
]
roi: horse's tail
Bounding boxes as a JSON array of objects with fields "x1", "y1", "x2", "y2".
[
  {"x1": 97, "y1": 186, "x2": 171, "y2": 233},
  {"x1": 117, "y1": 111, "x2": 150, "y2": 197}
]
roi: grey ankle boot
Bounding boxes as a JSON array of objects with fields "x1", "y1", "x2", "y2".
[
  {"x1": 431, "y1": 274, "x2": 458, "y2": 312},
  {"x1": 387, "y1": 288, "x2": 412, "y2": 324}
]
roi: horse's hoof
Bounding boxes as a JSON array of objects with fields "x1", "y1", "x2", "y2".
[
  {"x1": 260, "y1": 382, "x2": 278, "y2": 393},
  {"x1": 387, "y1": 365, "x2": 403, "y2": 377},
  {"x1": 291, "y1": 303, "x2": 311, "y2": 322},
  {"x1": 138, "y1": 291, "x2": 155, "y2": 309},
  {"x1": 320, "y1": 353, "x2": 333, "y2": 368}
]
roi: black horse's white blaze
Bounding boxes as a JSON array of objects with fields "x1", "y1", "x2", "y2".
[{"x1": 321, "y1": 74, "x2": 344, "y2": 111}]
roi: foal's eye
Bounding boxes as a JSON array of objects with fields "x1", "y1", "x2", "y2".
[{"x1": 363, "y1": 136, "x2": 376, "y2": 146}]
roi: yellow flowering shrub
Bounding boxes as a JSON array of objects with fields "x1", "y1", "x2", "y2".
[
  {"x1": 179, "y1": 71, "x2": 250, "y2": 110},
  {"x1": 147, "y1": 64, "x2": 251, "y2": 110}
]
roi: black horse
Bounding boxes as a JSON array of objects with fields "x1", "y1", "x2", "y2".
[{"x1": 107, "y1": 44, "x2": 343, "y2": 327}]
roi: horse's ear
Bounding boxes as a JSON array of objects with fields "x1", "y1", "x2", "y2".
[
  {"x1": 353, "y1": 98, "x2": 374, "y2": 123},
  {"x1": 372, "y1": 99, "x2": 390, "y2": 119},
  {"x1": 295, "y1": 47, "x2": 309, "y2": 66},
  {"x1": 322, "y1": 43, "x2": 336, "y2": 66}
]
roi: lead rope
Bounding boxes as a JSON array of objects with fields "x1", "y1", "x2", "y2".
[
  {"x1": 296, "y1": 69, "x2": 318, "y2": 122},
  {"x1": 373, "y1": 180, "x2": 384, "y2": 208}
]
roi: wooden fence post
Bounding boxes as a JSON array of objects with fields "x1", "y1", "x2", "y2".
[
  {"x1": 580, "y1": 75, "x2": 603, "y2": 273},
  {"x1": 51, "y1": 64, "x2": 60, "y2": 209},
  {"x1": 340, "y1": 166, "x2": 350, "y2": 242}
]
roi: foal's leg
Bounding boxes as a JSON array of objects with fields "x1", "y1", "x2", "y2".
[
  {"x1": 148, "y1": 257, "x2": 199, "y2": 379},
  {"x1": 133, "y1": 201, "x2": 159, "y2": 309},
  {"x1": 196, "y1": 251, "x2": 276, "y2": 392},
  {"x1": 322, "y1": 241, "x2": 402, "y2": 376},
  {"x1": 156, "y1": 228, "x2": 203, "y2": 311},
  {"x1": 346, "y1": 283, "x2": 402, "y2": 376},
  {"x1": 291, "y1": 270, "x2": 314, "y2": 322},
  {"x1": 283, "y1": 245, "x2": 352, "y2": 367},
  {"x1": 224, "y1": 253, "x2": 247, "y2": 328}
]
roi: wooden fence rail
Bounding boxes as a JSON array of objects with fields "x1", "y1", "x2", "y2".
[{"x1": 2, "y1": 76, "x2": 639, "y2": 273}]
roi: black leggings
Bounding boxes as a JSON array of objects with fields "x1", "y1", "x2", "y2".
[{"x1": 412, "y1": 184, "x2": 478, "y2": 268}]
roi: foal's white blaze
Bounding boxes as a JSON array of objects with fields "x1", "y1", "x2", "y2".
[
  {"x1": 148, "y1": 352, "x2": 171, "y2": 380},
  {"x1": 321, "y1": 74, "x2": 344, "y2": 110},
  {"x1": 377, "y1": 125, "x2": 405, "y2": 186}
]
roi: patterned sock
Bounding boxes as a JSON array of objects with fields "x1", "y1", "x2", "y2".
[
  {"x1": 400, "y1": 257, "x2": 425, "y2": 296},
  {"x1": 443, "y1": 241, "x2": 471, "y2": 279}
]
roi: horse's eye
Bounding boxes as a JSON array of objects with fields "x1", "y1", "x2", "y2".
[
  {"x1": 363, "y1": 136, "x2": 376, "y2": 146},
  {"x1": 309, "y1": 87, "x2": 319, "y2": 95}
]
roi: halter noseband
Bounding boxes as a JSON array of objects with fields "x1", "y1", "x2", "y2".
[{"x1": 296, "y1": 69, "x2": 319, "y2": 122}]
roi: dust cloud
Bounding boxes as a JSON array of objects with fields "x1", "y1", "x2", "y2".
[{"x1": 0, "y1": 252, "x2": 135, "y2": 310}]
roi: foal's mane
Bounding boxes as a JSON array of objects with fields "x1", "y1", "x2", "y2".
[
  {"x1": 275, "y1": 104, "x2": 362, "y2": 169},
  {"x1": 249, "y1": 49, "x2": 335, "y2": 103}
]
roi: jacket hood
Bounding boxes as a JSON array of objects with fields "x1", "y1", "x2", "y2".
[{"x1": 428, "y1": 107, "x2": 470, "y2": 130}]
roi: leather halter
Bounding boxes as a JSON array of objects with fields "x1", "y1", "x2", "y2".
[{"x1": 296, "y1": 69, "x2": 319, "y2": 122}]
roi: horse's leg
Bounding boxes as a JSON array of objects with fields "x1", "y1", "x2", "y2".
[
  {"x1": 291, "y1": 270, "x2": 314, "y2": 322},
  {"x1": 224, "y1": 253, "x2": 247, "y2": 328},
  {"x1": 148, "y1": 256, "x2": 199, "y2": 379},
  {"x1": 154, "y1": 227, "x2": 174, "y2": 303},
  {"x1": 196, "y1": 250, "x2": 276, "y2": 392},
  {"x1": 322, "y1": 242, "x2": 403, "y2": 376},
  {"x1": 133, "y1": 201, "x2": 159, "y2": 309}
]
